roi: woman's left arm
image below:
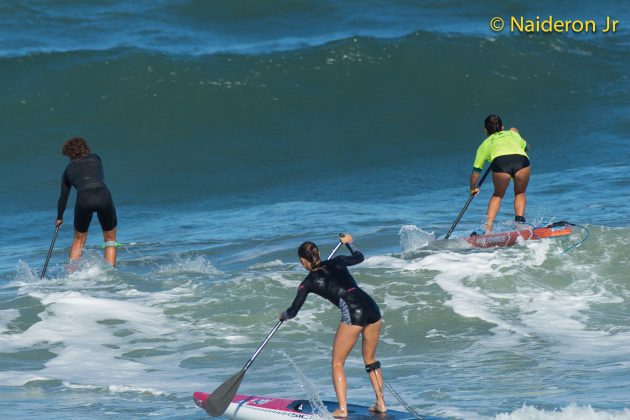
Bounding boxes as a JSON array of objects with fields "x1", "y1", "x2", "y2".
[
  {"x1": 511, "y1": 127, "x2": 530, "y2": 151},
  {"x1": 336, "y1": 233, "x2": 364, "y2": 266}
]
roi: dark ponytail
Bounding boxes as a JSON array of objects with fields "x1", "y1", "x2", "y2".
[
  {"x1": 484, "y1": 114, "x2": 503, "y2": 135},
  {"x1": 298, "y1": 241, "x2": 322, "y2": 270}
]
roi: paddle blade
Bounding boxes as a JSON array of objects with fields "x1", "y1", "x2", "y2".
[{"x1": 204, "y1": 369, "x2": 246, "y2": 416}]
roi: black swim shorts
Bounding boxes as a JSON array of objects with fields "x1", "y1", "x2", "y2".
[
  {"x1": 490, "y1": 154, "x2": 530, "y2": 177},
  {"x1": 73, "y1": 187, "x2": 117, "y2": 233}
]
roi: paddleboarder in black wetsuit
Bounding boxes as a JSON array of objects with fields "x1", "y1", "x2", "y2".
[
  {"x1": 280, "y1": 233, "x2": 387, "y2": 418},
  {"x1": 55, "y1": 137, "x2": 118, "y2": 266}
]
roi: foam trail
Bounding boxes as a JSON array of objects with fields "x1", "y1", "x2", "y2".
[
  {"x1": 0, "y1": 291, "x2": 173, "y2": 386},
  {"x1": 495, "y1": 403, "x2": 630, "y2": 419},
  {"x1": 0, "y1": 309, "x2": 19, "y2": 332},
  {"x1": 399, "y1": 225, "x2": 435, "y2": 256},
  {"x1": 273, "y1": 349, "x2": 333, "y2": 419}
]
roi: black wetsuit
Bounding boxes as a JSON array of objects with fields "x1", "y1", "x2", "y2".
[
  {"x1": 57, "y1": 153, "x2": 117, "y2": 233},
  {"x1": 282, "y1": 244, "x2": 381, "y2": 326}
]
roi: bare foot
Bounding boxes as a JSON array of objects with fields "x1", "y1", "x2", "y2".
[
  {"x1": 331, "y1": 407, "x2": 348, "y2": 418},
  {"x1": 368, "y1": 401, "x2": 387, "y2": 413}
]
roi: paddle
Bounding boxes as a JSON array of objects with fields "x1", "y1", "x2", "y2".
[
  {"x1": 203, "y1": 320, "x2": 283, "y2": 416},
  {"x1": 444, "y1": 166, "x2": 491, "y2": 239},
  {"x1": 40, "y1": 225, "x2": 60, "y2": 279},
  {"x1": 204, "y1": 237, "x2": 345, "y2": 417}
]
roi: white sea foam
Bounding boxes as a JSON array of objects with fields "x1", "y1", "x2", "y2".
[
  {"x1": 514, "y1": 285, "x2": 630, "y2": 356},
  {"x1": 0, "y1": 290, "x2": 174, "y2": 386},
  {"x1": 379, "y1": 291, "x2": 417, "y2": 312},
  {"x1": 495, "y1": 403, "x2": 630, "y2": 420},
  {"x1": 0, "y1": 372, "x2": 51, "y2": 386},
  {"x1": 157, "y1": 255, "x2": 221, "y2": 275},
  {"x1": 145, "y1": 281, "x2": 200, "y2": 305},
  {"x1": 267, "y1": 271, "x2": 302, "y2": 287},
  {"x1": 13, "y1": 257, "x2": 115, "y2": 295},
  {"x1": 250, "y1": 259, "x2": 286, "y2": 269},
  {"x1": 361, "y1": 255, "x2": 427, "y2": 271},
  {"x1": 62, "y1": 381, "x2": 171, "y2": 396},
  {"x1": 426, "y1": 252, "x2": 531, "y2": 342},
  {"x1": 272, "y1": 349, "x2": 333, "y2": 419},
  {"x1": 223, "y1": 334, "x2": 252, "y2": 344},
  {"x1": 425, "y1": 329, "x2": 448, "y2": 338},
  {"x1": 399, "y1": 225, "x2": 435, "y2": 256},
  {"x1": 67, "y1": 259, "x2": 110, "y2": 281},
  {"x1": 369, "y1": 238, "x2": 630, "y2": 356},
  {"x1": 283, "y1": 305, "x2": 332, "y2": 335},
  {"x1": 119, "y1": 288, "x2": 151, "y2": 297},
  {"x1": 12, "y1": 260, "x2": 39, "y2": 284},
  {"x1": 0, "y1": 308, "x2": 19, "y2": 332}
]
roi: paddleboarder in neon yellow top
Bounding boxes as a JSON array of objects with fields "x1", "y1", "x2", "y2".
[{"x1": 470, "y1": 115, "x2": 530, "y2": 233}]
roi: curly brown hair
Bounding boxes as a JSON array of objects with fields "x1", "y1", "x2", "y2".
[{"x1": 62, "y1": 137, "x2": 90, "y2": 160}]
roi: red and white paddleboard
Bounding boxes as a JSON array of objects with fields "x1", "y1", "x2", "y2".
[
  {"x1": 466, "y1": 223, "x2": 573, "y2": 248},
  {"x1": 193, "y1": 392, "x2": 439, "y2": 419}
]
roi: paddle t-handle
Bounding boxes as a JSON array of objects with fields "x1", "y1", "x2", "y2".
[{"x1": 326, "y1": 233, "x2": 345, "y2": 259}]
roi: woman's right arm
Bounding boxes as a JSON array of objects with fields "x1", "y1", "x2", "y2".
[
  {"x1": 280, "y1": 280, "x2": 310, "y2": 321},
  {"x1": 469, "y1": 170, "x2": 481, "y2": 194},
  {"x1": 56, "y1": 171, "x2": 71, "y2": 222}
]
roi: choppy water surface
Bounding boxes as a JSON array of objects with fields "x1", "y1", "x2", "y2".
[{"x1": 1, "y1": 1, "x2": 629, "y2": 419}]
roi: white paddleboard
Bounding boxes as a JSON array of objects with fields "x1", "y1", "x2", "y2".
[{"x1": 193, "y1": 392, "x2": 441, "y2": 419}]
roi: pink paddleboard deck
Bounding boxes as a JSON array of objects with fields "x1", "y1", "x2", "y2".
[
  {"x1": 193, "y1": 391, "x2": 434, "y2": 419},
  {"x1": 466, "y1": 223, "x2": 572, "y2": 248}
]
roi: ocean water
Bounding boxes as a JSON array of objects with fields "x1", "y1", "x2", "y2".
[{"x1": 1, "y1": 1, "x2": 629, "y2": 419}]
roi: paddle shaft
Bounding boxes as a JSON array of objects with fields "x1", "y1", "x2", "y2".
[
  {"x1": 444, "y1": 166, "x2": 491, "y2": 239},
  {"x1": 40, "y1": 225, "x2": 60, "y2": 278},
  {"x1": 326, "y1": 241, "x2": 343, "y2": 260},
  {"x1": 243, "y1": 320, "x2": 283, "y2": 370}
]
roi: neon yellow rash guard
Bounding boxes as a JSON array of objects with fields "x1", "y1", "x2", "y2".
[{"x1": 473, "y1": 130, "x2": 528, "y2": 171}]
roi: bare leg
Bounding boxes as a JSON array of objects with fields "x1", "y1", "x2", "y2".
[
  {"x1": 70, "y1": 230, "x2": 88, "y2": 262},
  {"x1": 331, "y1": 323, "x2": 362, "y2": 418},
  {"x1": 362, "y1": 320, "x2": 386, "y2": 413},
  {"x1": 486, "y1": 172, "x2": 511, "y2": 232},
  {"x1": 513, "y1": 166, "x2": 530, "y2": 219},
  {"x1": 103, "y1": 227, "x2": 117, "y2": 266}
]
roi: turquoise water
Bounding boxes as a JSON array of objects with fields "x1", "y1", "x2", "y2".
[{"x1": 1, "y1": 1, "x2": 629, "y2": 419}]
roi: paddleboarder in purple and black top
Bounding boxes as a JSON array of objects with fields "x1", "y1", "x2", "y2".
[
  {"x1": 55, "y1": 137, "x2": 119, "y2": 266},
  {"x1": 280, "y1": 233, "x2": 387, "y2": 418}
]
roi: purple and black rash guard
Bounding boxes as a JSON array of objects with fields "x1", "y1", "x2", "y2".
[
  {"x1": 57, "y1": 153, "x2": 117, "y2": 233},
  {"x1": 57, "y1": 153, "x2": 107, "y2": 219},
  {"x1": 282, "y1": 243, "x2": 381, "y2": 327}
]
